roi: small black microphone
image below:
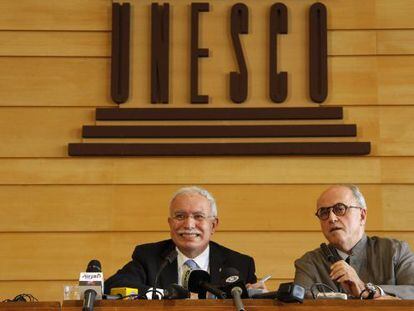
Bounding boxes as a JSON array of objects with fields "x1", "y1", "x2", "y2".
[
  {"x1": 86, "y1": 260, "x2": 102, "y2": 273},
  {"x1": 163, "y1": 284, "x2": 190, "y2": 299},
  {"x1": 152, "y1": 249, "x2": 178, "y2": 299}
]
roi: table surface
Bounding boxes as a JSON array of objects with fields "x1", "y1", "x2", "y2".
[{"x1": 61, "y1": 299, "x2": 414, "y2": 311}]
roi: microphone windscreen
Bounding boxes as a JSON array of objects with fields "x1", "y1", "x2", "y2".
[
  {"x1": 219, "y1": 267, "x2": 248, "y2": 298},
  {"x1": 164, "y1": 284, "x2": 190, "y2": 299},
  {"x1": 220, "y1": 267, "x2": 243, "y2": 284},
  {"x1": 86, "y1": 259, "x2": 102, "y2": 273},
  {"x1": 185, "y1": 270, "x2": 210, "y2": 293}
]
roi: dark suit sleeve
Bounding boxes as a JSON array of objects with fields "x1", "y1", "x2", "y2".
[{"x1": 104, "y1": 248, "x2": 151, "y2": 295}]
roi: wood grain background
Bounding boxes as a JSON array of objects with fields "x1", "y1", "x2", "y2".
[{"x1": 0, "y1": 0, "x2": 413, "y2": 301}]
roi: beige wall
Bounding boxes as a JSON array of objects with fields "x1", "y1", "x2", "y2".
[{"x1": 0, "y1": 0, "x2": 413, "y2": 301}]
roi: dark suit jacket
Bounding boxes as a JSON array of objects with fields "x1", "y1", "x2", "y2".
[{"x1": 104, "y1": 239, "x2": 257, "y2": 294}]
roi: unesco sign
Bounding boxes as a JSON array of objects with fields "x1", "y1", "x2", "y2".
[{"x1": 68, "y1": 2, "x2": 370, "y2": 157}]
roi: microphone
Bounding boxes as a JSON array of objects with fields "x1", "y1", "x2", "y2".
[
  {"x1": 79, "y1": 260, "x2": 103, "y2": 311},
  {"x1": 249, "y1": 283, "x2": 305, "y2": 302},
  {"x1": 276, "y1": 282, "x2": 305, "y2": 303},
  {"x1": 163, "y1": 284, "x2": 190, "y2": 299},
  {"x1": 86, "y1": 260, "x2": 102, "y2": 273},
  {"x1": 320, "y1": 243, "x2": 341, "y2": 264},
  {"x1": 151, "y1": 249, "x2": 178, "y2": 299},
  {"x1": 182, "y1": 269, "x2": 227, "y2": 299},
  {"x1": 220, "y1": 268, "x2": 248, "y2": 311},
  {"x1": 249, "y1": 290, "x2": 279, "y2": 299}
]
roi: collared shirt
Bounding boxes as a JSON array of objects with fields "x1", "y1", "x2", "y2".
[
  {"x1": 294, "y1": 234, "x2": 414, "y2": 299},
  {"x1": 177, "y1": 246, "x2": 210, "y2": 286}
]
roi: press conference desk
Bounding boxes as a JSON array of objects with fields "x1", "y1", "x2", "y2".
[
  {"x1": 61, "y1": 299, "x2": 414, "y2": 311},
  {"x1": 0, "y1": 302, "x2": 60, "y2": 311}
]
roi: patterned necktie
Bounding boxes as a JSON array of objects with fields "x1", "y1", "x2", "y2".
[
  {"x1": 183, "y1": 259, "x2": 201, "y2": 299},
  {"x1": 184, "y1": 259, "x2": 199, "y2": 270}
]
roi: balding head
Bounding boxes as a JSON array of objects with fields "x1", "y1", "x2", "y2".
[{"x1": 316, "y1": 185, "x2": 367, "y2": 253}]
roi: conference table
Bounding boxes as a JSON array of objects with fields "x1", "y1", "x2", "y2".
[{"x1": 1, "y1": 300, "x2": 414, "y2": 311}]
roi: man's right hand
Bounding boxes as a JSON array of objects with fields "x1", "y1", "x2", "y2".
[{"x1": 330, "y1": 260, "x2": 365, "y2": 297}]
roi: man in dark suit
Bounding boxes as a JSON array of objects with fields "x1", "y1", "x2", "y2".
[{"x1": 105, "y1": 186, "x2": 260, "y2": 297}]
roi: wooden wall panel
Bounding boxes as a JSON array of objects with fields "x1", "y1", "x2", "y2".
[
  {"x1": 0, "y1": 108, "x2": 94, "y2": 157},
  {"x1": 1, "y1": 185, "x2": 413, "y2": 232},
  {"x1": 0, "y1": 158, "x2": 384, "y2": 184},
  {"x1": 329, "y1": 31, "x2": 377, "y2": 56},
  {"x1": 0, "y1": 32, "x2": 110, "y2": 57},
  {"x1": 0, "y1": 0, "x2": 111, "y2": 31},
  {"x1": 0, "y1": 58, "x2": 110, "y2": 107},
  {"x1": 1, "y1": 232, "x2": 412, "y2": 280},
  {"x1": 377, "y1": 30, "x2": 414, "y2": 55},
  {"x1": 376, "y1": 0, "x2": 414, "y2": 29}
]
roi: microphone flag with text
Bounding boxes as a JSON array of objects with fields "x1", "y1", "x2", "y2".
[{"x1": 79, "y1": 259, "x2": 103, "y2": 311}]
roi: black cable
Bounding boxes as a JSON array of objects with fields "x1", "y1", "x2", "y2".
[
  {"x1": 310, "y1": 283, "x2": 336, "y2": 299},
  {"x1": 2, "y1": 293, "x2": 38, "y2": 302}
]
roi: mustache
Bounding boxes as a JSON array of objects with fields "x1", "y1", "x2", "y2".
[{"x1": 177, "y1": 230, "x2": 201, "y2": 235}]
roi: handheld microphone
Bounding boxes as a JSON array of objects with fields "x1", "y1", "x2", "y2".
[
  {"x1": 163, "y1": 284, "x2": 190, "y2": 299},
  {"x1": 151, "y1": 249, "x2": 178, "y2": 299},
  {"x1": 182, "y1": 269, "x2": 226, "y2": 299},
  {"x1": 79, "y1": 260, "x2": 103, "y2": 311},
  {"x1": 220, "y1": 267, "x2": 248, "y2": 311},
  {"x1": 320, "y1": 243, "x2": 341, "y2": 264}
]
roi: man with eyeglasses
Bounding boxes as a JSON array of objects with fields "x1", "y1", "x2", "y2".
[
  {"x1": 294, "y1": 184, "x2": 414, "y2": 299},
  {"x1": 105, "y1": 186, "x2": 263, "y2": 297}
]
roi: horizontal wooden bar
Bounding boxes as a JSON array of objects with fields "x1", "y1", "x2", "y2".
[
  {"x1": 68, "y1": 142, "x2": 370, "y2": 156},
  {"x1": 0, "y1": 0, "x2": 110, "y2": 31},
  {"x1": 0, "y1": 31, "x2": 110, "y2": 57},
  {"x1": 95, "y1": 108, "x2": 343, "y2": 121},
  {"x1": 82, "y1": 124, "x2": 357, "y2": 138},
  {"x1": 0, "y1": 157, "x2": 389, "y2": 184}
]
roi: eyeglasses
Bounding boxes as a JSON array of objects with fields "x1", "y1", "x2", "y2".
[
  {"x1": 315, "y1": 203, "x2": 362, "y2": 220},
  {"x1": 171, "y1": 213, "x2": 216, "y2": 222}
]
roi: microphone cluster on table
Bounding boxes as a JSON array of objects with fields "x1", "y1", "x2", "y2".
[{"x1": 78, "y1": 257, "x2": 306, "y2": 311}]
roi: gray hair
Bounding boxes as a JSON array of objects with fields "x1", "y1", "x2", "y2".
[
  {"x1": 169, "y1": 186, "x2": 218, "y2": 217},
  {"x1": 341, "y1": 184, "x2": 367, "y2": 209}
]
